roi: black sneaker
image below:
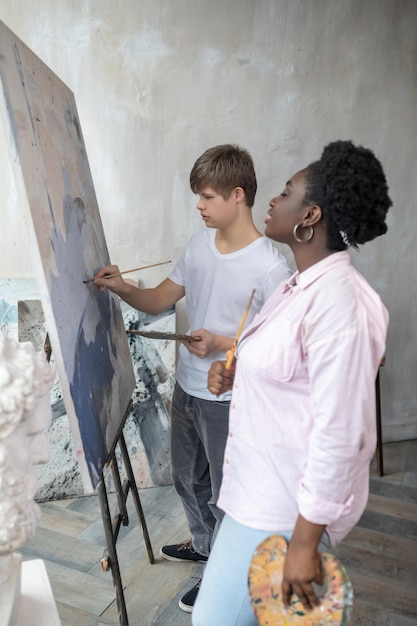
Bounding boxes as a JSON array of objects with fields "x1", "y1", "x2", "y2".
[
  {"x1": 179, "y1": 579, "x2": 201, "y2": 613},
  {"x1": 160, "y1": 539, "x2": 208, "y2": 563}
]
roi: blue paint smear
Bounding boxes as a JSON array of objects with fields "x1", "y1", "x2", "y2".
[
  {"x1": 48, "y1": 187, "x2": 134, "y2": 488},
  {"x1": 70, "y1": 294, "x2": 119, "y2": 483}
]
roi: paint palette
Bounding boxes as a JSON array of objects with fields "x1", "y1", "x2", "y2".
[
  {"x1": 127, "y1": 329, "x2": 202, "y2": 342},
  {"x1": 248, "y1": 534, "x2": 353, "y2": 625}
]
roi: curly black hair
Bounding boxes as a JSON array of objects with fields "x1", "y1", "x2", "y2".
[{"x1": 304, "y1": 140, "x2": 392, "y2": 251}]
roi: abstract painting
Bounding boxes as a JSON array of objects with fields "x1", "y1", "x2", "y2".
[
  {"x1": 122, "y1": 304, "x2": 175, "y2": 489},
  {"x1": 0, "y1": 21, "x2": 135, "y2": 492},
  {"x1": 0, "y1": 279, "x2": 175, "y2": 500}
]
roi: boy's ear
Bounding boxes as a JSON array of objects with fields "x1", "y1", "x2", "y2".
[{"x1": 234, "y1": 186, "x2": 246, "y2": 203}]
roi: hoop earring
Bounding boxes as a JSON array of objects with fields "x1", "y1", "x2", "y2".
[{"x1": 293, "y1": 223, "x2": 314, "y2": 243}]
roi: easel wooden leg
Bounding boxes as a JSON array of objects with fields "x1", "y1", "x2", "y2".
[
  {"x1": 42, "y1": 332, "x2": 154, "y2": 624},
  {"x1": 119, "y1": 431, "x2": 155, "y2": 564},
  {"x1": 97, "y1": 479, "x2": 129, "y2": 626},
  {"x1": 97, "y1": 426, "x2": 155, "y2": 625}
]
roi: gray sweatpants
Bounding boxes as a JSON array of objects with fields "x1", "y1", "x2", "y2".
[{"x1": 170, "y1": 382, "x2": 230, "y2": 557}]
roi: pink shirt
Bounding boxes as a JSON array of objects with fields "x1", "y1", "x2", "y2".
[{"x1": 217, "y1": 252, "x2": 388, "y2": 547}]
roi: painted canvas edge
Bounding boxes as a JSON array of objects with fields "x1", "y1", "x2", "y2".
[{"x1": 0, "y1": 85, "x2": 93, "y2": 491}]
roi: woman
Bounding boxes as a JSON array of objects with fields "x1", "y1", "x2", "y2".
[{"x1": 192, "y1": 140, "x2": 392, "y2": 626}]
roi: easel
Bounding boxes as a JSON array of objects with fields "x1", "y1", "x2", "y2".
[{"x1": 44, "y1": 334, "x2": 154, "y2": 626}]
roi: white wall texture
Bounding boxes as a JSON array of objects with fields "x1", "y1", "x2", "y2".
[{"x1": 0, "y1": 0, "x2": 416, "y2": 442}]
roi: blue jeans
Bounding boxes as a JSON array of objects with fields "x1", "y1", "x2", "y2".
[
  {"x1": 170, "y1": 382, "x2": 230, "y2": 557},
  {"x1": 192, "y1": 514, "x2": 331, "y2": 626}
]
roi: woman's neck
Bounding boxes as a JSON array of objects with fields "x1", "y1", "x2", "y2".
[{"x1": 293, "y1": 247, "x2": 335, "y2": 274}]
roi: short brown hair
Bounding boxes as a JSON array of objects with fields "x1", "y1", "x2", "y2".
[{"x1": 190, "y1": 144, "x2": 257, "y2": 208}]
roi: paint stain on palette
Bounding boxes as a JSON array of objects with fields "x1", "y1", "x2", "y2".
[{"x1": 248, "y1": 535, "x2": 353, "y2": 625}]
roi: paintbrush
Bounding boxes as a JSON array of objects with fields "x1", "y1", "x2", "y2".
[
  {"x1": 83, "y1": 260, "x2": 171, "y2": 283},
  {"x1": 225, "y1": 288, "x2": 256, "y2": 370}
]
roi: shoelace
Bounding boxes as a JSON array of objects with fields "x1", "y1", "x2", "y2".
[{"x1": 179, "y1": 538, "x2": 196, "y2": 553}]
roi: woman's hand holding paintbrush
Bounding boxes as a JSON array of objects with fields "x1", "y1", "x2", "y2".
[{"x1": 208, "y1": 359, "x2": 236, "y2": 396}]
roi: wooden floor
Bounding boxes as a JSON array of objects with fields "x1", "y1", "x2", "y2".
[{"x1": 19, "y1": 439, "x2": 417, "y2": 626}]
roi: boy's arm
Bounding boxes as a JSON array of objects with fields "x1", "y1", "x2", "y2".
[{"x1": 93, "y1": 265, "x2": 184, "y2": 314}]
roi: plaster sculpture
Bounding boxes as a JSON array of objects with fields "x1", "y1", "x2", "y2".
[{"x1": 0, "y1": 333, "x2": 54, "y2": 595}]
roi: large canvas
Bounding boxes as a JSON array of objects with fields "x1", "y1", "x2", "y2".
[{"x1": 0, "y1": 22, "x2": 135, "y2": 492}]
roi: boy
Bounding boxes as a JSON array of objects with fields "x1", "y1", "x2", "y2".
[{"x1": 94, "y1": 144, "x2": 291, "y2": 611}]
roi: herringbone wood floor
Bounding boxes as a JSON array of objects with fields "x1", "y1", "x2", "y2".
[{"x1": 19, "y1": 439, "x2": 417, "y2": 625}]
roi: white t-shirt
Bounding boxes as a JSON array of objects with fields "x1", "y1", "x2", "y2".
[{"x1": 169, "y1": 229, "x2": 292, "y2": 401}]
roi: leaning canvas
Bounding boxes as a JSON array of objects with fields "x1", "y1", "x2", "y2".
[{"x1": 0, "y1": 21, "x2": 136, "y2": 492}]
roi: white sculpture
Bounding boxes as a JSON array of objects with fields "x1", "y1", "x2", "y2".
[{"x1": 0, "y1": 333, "x2": 54, "y2": 595}]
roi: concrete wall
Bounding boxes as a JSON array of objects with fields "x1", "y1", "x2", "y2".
[{"x1": 0, "y1": 0, "x2": 416, "y2": 442}]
